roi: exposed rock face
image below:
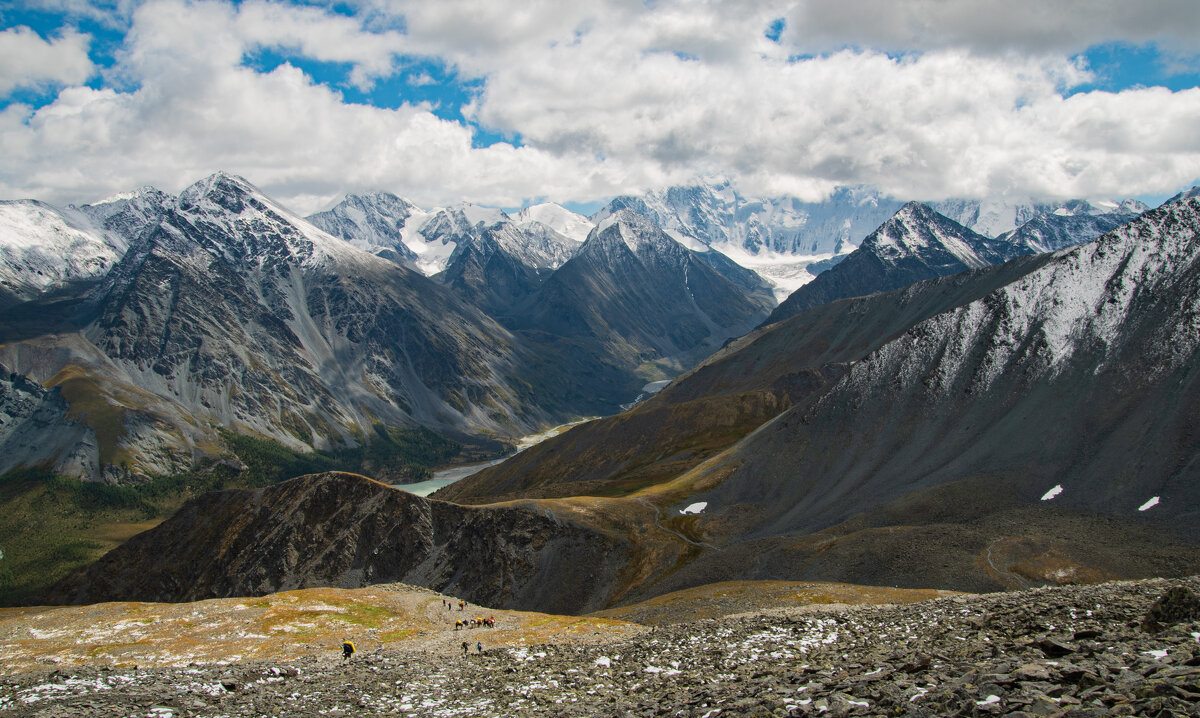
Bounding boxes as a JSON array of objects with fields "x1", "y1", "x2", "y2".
[
  {"x1": 1142, "y1": 586, "x2": 1200, "y2": 633},
  {"x1": 1, "y1": 174, "x2": 612, "y2": 478},
  {"x1": 43, "y1": 472, "x2": 631, "y2": 614},
  {"x1": 9, "y1": 578, "x2": 1200, "y2": 717},
  {"x1": 440, "y1": 199, "x2": 1200, "y2": 599},
  {"x1": 0, "y1": 364, "x2": 96, "y2": 478},
  {"x1": 436, "y1": 218, "x2": 577, "y2": 317}
]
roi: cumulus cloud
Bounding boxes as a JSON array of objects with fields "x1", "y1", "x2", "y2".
[
  {"x1": 0, "y1": 26, "x2": 95, "y2": 95},
  {"x1": 0, "y1": 0, "x2": 632, "y2": 212},
  {"x1": 1, "y1": 0, "x2": 1199, "y2": 210}
]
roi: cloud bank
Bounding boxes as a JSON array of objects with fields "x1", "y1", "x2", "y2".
[{"x1": 1, "y1": 0, "x2": 1198, "y2": 211}]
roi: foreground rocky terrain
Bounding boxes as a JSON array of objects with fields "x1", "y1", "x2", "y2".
[{"x1": 2, "y1": 577, "x2": 1197, "y2": 716}]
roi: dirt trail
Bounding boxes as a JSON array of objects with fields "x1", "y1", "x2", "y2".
[
  {"x1": 985, "y1": 538, "x2": 1032, "y2": 590},
  {"x1": 636, "y1": 497, "x2": 720, "y2": 551}
]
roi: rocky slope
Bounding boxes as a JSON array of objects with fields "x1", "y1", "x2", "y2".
[
  {"x1": 629, "y1": 194, "x2": 1200, "y2": 597},
  {"x1": 5, "y1": 578, "x2": 1199, "y2": 717},
  {"x1": 0, "y1": 201, "x2": 125, "y2": 310},
  {"x1": 0, "y1": 173, "x2": 585, "y2": 480},
  {"x1": 436, "y1": 255, "x2": 1054, "y2": 503},
  {"x1": 42, "y1": 472, "x2": 633, "y2": 615},
  {"x1": 439, "y1": 196, "x2": 1200, "y2": 601}
]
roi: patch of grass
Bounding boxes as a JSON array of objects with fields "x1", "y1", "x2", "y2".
[
  {"x1": 330, "y1": 603, "x2": 395, "y2": 628},
  {"x1": 0, "y1": 464, "x2": 242, "y2": 606},
  {"x1": 221, "y1": 423, "x2": 460, "y2": 487},
  {"x1": 379, "y1": 628, "x2": 418, "y2": 642}
]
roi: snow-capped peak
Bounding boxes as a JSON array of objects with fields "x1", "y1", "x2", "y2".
[
  {"x1": 591, "y1": 209, "x2": 682, "y2": 257},
  {"x1": 176, "y1": 172, "x2": 362, "y2": 267},
  {"x1": 0, "y1": 199, "x2": 126, "y2": 300},
  {"x1": 864, "y1": 202, "x2": 995, "y2": 269},
  {"x1": 516, "y1": 203, "x2": 593, "y2": 242}
]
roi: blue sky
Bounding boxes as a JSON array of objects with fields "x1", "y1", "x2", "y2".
[{"x1": 1, "y1": 0, "x2": 1198, "y2": 213}]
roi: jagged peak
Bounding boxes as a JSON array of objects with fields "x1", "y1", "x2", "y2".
[
  {"x1": 594, "y1": 208, "x2": 661, "y2": 246},
  {"x1": 891, "y1": 200, "x2": 938, "y2": 220},
  {"x1": 177, "y1": 171, "x2": 265, "y2": 211},
  {"x1": 862, "y1": 202, "x2": 995, "y2": 269}
]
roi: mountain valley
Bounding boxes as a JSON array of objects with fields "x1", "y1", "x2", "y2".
[{"x1": 1, "y1": 173, "x2": 1197, "y2": 637}]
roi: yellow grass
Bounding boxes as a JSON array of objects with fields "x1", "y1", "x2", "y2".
[{"x1": 0, "y1": 584, "x2": 645, "y2": 673}]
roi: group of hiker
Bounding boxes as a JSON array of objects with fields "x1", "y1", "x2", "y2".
[{"x1": 340, "y1": 595, "x2": 495, "y2": 661}]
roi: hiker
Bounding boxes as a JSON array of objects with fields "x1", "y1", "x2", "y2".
[
  {"x1": 476, "y1": 642, "x2": 482, "y2": 653},
  {"x1": 342, "y1": 639, "x2": 355, "y2": 661},
  {"x1": 461, "y1": 641, "x2": 469, "y2": 656},
  {"x1": 455, "y1": 620, "x2": 462, "y2": 630},
  {"x1": 458, "y1": 600, "x2": 465, "y2": 611}
]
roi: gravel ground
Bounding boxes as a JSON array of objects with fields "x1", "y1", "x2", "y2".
[{"x1": 1, "y1": 577, "x2": 1198, "y2": 717}]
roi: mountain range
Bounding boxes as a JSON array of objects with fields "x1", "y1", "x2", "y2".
[
  {"x1": 40, "y1": 188, "x2": 1200, "y2": 610},
  {"x1": 0, "y1": 174, "x2": 776, "y2": 483},
  {"x1": 765, "y1": 199, "x2": 1145, "y2": 324}
]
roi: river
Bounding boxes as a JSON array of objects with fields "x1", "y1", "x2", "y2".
[{"x1": 391, "y1": 418, "x2": 594, "y2": 497}]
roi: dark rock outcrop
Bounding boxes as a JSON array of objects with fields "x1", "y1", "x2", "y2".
[{"x1": 43, "y1": 472, "x2": 631, "y2": 615}]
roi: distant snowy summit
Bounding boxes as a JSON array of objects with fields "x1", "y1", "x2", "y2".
[{"x1": 308, "y1": 195, "x2": 588, "y2": 277}]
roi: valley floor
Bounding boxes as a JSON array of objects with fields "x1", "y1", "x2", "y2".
[{"x1": 1, "y1": 578, "x2": 1198, "y2": 716}]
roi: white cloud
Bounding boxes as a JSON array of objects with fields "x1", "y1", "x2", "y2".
[
  {"x1": 0, "y1": 26, "x2": 95, "y2": 95},
  {"x1": 1, "y1": 0, "x2": 1199, "y2": 211}
]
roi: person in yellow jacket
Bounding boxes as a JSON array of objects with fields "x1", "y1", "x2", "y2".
[{"x1": 342, "y1": 639, "x2": 355, "y2": 661}]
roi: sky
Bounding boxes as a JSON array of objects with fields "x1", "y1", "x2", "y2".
[{"x1": 2, "y1": 0, "x2": 1199, "y2": 215}]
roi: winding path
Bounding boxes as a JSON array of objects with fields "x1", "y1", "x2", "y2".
[
  {"x1": 636, "y1": 498, "x2": 721, "y2": 551},
  {"x1": 985, "y1": 538, "x2": 1031, "y2": 590}
]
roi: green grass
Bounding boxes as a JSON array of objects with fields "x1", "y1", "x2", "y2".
[
  {"x1": 0, "y1": 424, "x2": 463, "y2": 606},
  {"x1": 221, "y1": 423, "x2": 460, "y2": 487}
]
